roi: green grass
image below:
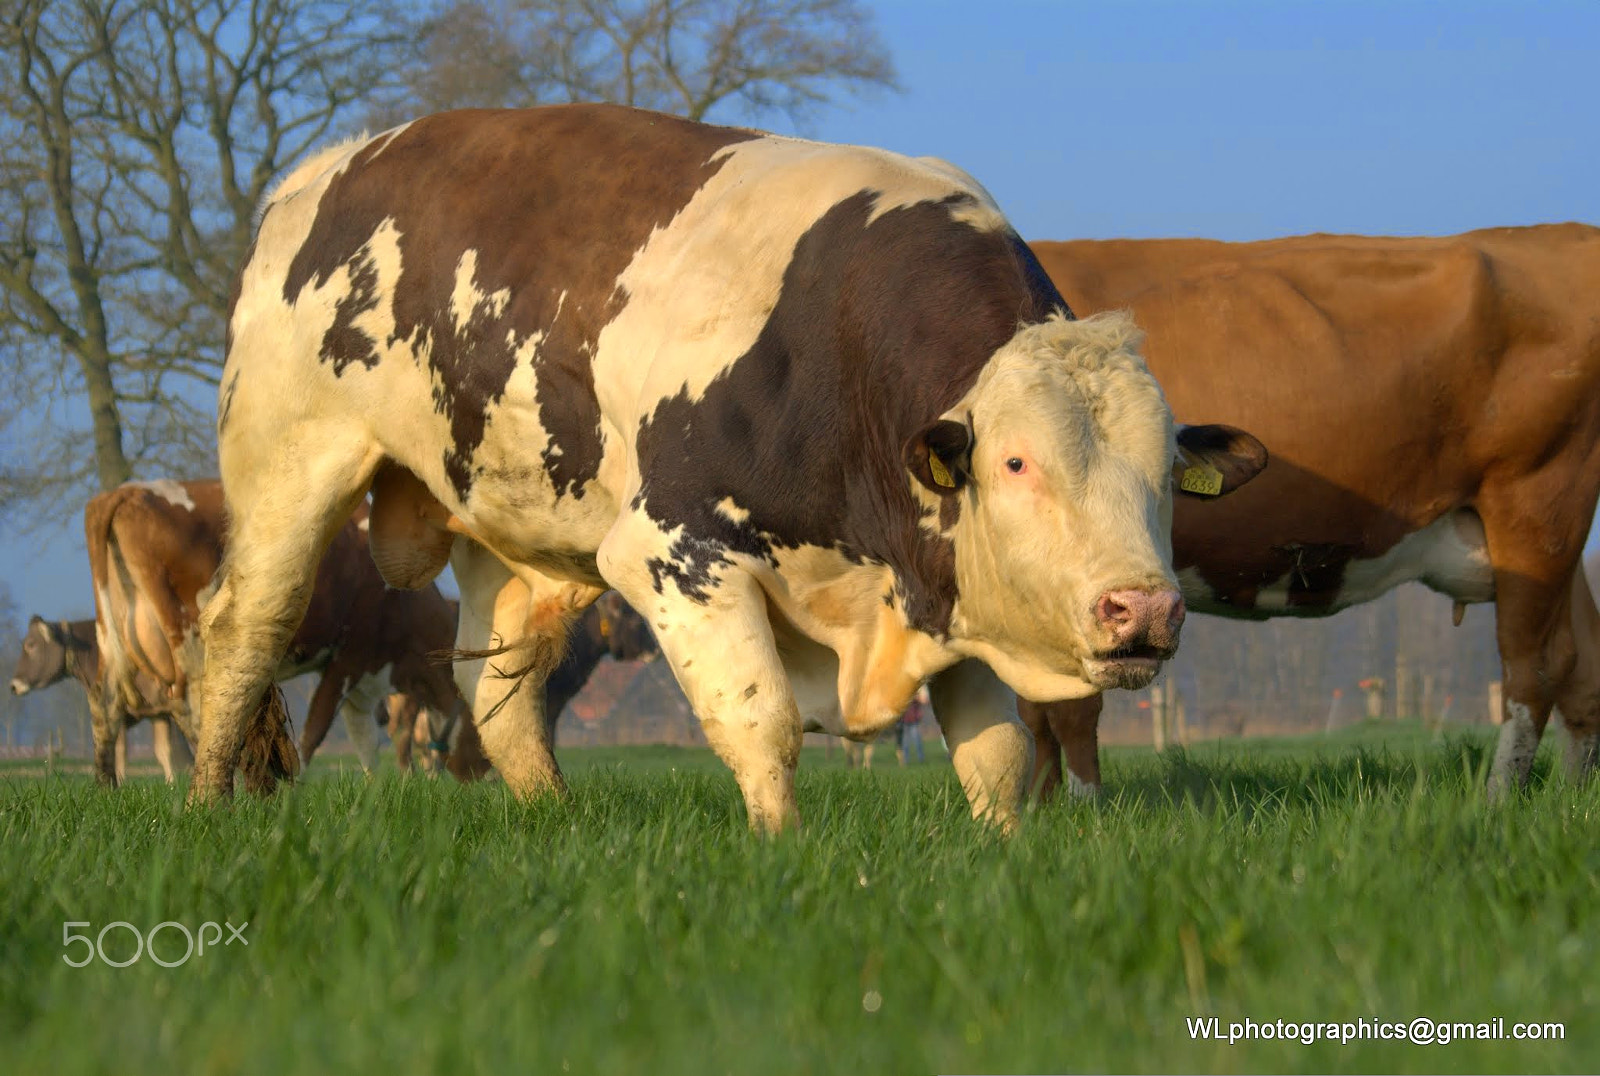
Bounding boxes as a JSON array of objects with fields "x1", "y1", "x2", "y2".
[{"x1": 2, "y1": 725, "x2": 1596, "y2": 1074}]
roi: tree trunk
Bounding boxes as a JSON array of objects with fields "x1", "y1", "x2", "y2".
[{"x1": 79, "y1": 345, "x2": 132, "y2": 490}]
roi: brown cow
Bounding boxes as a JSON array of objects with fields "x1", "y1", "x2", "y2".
[
  {"x1": 1028, "y1": 225, "x2": 1600, "y2": 798},
  {"x1": 9, "y1": 615, "x2": 193, "y2": 781},
  {"x1": 86, "y1": 479, "x2": 460, "y2": 788}
]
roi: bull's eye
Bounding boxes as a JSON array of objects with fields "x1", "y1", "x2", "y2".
[{"x1": 1006, "y1": 457, "x2": 1026, "y2": 475}]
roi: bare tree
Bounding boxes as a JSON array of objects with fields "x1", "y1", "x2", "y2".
[
  {"x1": 0, "y1": 0, "x2": 407, "y2": 524},
  {"x1": 406, "y1": 0, "x2": 897, "y2": 124}
]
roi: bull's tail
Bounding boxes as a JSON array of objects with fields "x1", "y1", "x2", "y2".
[
  {"x1": 239, "y1": 684, "x2": 299, "y2": 796},
  {"x1": 81, "y1": 487, "x2": 127, "y2": 630}
]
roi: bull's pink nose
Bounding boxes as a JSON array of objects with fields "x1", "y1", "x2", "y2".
[{"x1": 1095, "y1": 589, "x2": 1186, "y2": 646}]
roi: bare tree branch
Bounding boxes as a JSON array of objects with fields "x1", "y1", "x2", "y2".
[
  {"x1": 0, "y1": 0, "x2": 408, "y2": 526},
  {"x1": 403, "y1": 0, "x2": 898, "y2": 128}
]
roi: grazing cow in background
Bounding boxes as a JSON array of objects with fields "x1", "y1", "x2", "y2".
[
  {"x1": 197, "y1": 103, "x2": 1264, "y2": 830},
  {"x1": 9, "y1": 616, "x2": 193, "y2": 781},
  {"x1": 385, "y1": 592, "x2": 656, "y2": 778},
  {"x1": 1028, "y1": 226, "x2": 1600, "y2": 798},
  {"x1": 379, "y1": 692, "x2": 459, "y2": 775},
  {"x1": 85, "y1": 479, "x2": 460, "y2": 788},
  {"x1": 541, "y1": 592, "x2": 659, "y2": 741}
]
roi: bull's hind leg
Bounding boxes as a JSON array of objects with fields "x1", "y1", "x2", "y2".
[
  {"x1": 449, "y1": 539, "x2": 595, "y2": 799},
  {"x1": 929, "y1": 661, "x2": 1033, "y2": 831},
  {"x1": 189, "y1": 434, "x2": 378, "y2": 803},
  {"x1": 599, "y1": 524, "x2": 802, "y2": 833}
]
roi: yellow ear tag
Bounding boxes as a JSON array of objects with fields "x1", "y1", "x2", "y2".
[
  {"x1": 1180, "y1": 463, "x2": 1224, "y2": 496},
  {"x1": 928, "y1": 454, "x2": 956, "y2": 489}
]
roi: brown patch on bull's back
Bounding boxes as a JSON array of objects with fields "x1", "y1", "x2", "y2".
[{"x1": 278, "y1": 106, "x2": 760, "y2": 501}]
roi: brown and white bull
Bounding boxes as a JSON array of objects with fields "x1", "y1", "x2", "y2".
[
  {"x1": 1028, "y1": 226, "x2": 1600, "y2": 798},
  {"x1": 195, "y1": 104, "x2": 1264, "y2": 829},
  {"x1": 9, "y1": 615, "x2": 193, "y2": 781},
  {"x1": 86, "y1": 478, "x2": 460, "y2": 786}
]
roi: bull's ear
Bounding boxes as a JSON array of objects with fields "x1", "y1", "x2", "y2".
[
  {"x1": 1173, "y1": 424, "x2": 1267, "y2": 497},
  {"x1": 904, "y1": 419, "x2": 972, "y2": 495},
  {"x1": 28, "y1": 616, "x2": 55, "y2": 642}
]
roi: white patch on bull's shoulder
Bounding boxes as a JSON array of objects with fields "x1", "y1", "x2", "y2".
[
  {"x1": 591, "y1": 135, "x2": 1012, "y2": 429},
  {"x1": 127, "y1": 479, "x2": 196, "y2": 511},
  {"x1": 449, "y1": 249, "x2": 511, "y2": 332},
  {"x1": 715, "y1": 497, "x2": 750, "y2": 525},
  {"x1": 1489, "y1": 699, "x2": 1541, "y2": 795},
  {"x1": 357, "y1": 515, "x2": 369, "y2": 532}
]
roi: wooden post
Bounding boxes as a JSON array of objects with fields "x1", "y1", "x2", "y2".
[
  {"x1": 1394, "y1": 652, "x2": 1414, "y2": 721},
  {"x1": 1150, "y1": 684, "x2": 1168, "y2": 752},
  {"x1": 1325, "y1": 687, "x2": 1344, "y2": 734},
  {"x1": 1360, "y1": 678, "x2": 1386, "y2": 721},
  {"x1": 1174, "y1": 686, "x2": 1189, "y2": 747},
  {"x1": 1488, "y1": 681, "x2": 1504, "y2": 726}
]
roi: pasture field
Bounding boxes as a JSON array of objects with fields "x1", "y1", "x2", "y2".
[{"x1": 2, "y1": 724, "x2": 1596, "y2": 1074}]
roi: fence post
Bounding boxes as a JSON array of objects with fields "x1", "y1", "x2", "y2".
[
  {"x1": 1488, "y1": 680, "x2": 1504, "y2": 726},
  {"x1": 1150, "y1": 684, "x2": 1168, "y2": 752}
]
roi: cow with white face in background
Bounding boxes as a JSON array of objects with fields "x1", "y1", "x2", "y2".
[{"x1": 196, "y1": 103, "x2": 1265, "y2": 829}]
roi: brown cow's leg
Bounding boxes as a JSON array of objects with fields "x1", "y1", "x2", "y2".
[
  {"x1": 449, "y1": 538, "x2": 589, "y2": 800},
  {"x1": 298, "y1": 667, "x2": 349, "y2": 769},
  {"x1": 114, "y1": 723, "x2": 128, "y2": 784},
  {"x1": 1555, "y1": 563, "x2": 1600, "y2": 781},
  {"x1": 1488, "y1": 573, "x2": 1571, "y2": 798},
  {"x1": 1051, "y1": 695, "x2": 1104, "y2": 796},
  {"x1": 445, "y1": 706, "x2": 493, "y2": 782},
  {"x1": 1017, "y1": 698, "x2": 1064, "y2": 802},
  {"x1": 387, "y1": 695, "x2": 417, "y2": 772},
  {"x1": 151, "y1": 716, "x2": 175, "y2": 782},
  {"x1": 1479, "y1": 484, "x2": 1590, "y2": 798}
]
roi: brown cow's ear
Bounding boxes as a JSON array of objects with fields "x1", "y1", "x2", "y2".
[
  {"x1": 904, "y1": 419, "x2": 972, "y2": 495},
  {"x1": 1172, "y1": 424, "x2": 1268, "y2": 497}
]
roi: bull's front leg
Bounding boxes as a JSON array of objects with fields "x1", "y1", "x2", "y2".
[
  {"x1": 929, "y1": 660, "x2": 1034, "y2": 831},
  {"x1": 600, "y1": 524, "x2": 802, "y2": 834}
]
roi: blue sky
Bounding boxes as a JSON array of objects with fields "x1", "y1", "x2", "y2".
[{"x1": 4, "y1": 0, "x2": 1598, "y2": 619}]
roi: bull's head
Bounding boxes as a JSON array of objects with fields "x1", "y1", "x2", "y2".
[{"x1": 906, "y1": 311, "x2": 1265, "y2": 698}]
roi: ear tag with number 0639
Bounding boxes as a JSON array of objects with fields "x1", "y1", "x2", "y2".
[{"x1": 1180, "y1": 464, "x2": 1224, "y2": 496}]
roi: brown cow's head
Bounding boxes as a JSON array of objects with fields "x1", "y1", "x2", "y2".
[{"x1": 10, "y1": 616, "x2": 78, "y2": 695}]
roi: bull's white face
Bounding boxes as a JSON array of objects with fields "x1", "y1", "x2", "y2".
[{"x1": 938, "y1": 312, "x2": 1185, "y2": 700}]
